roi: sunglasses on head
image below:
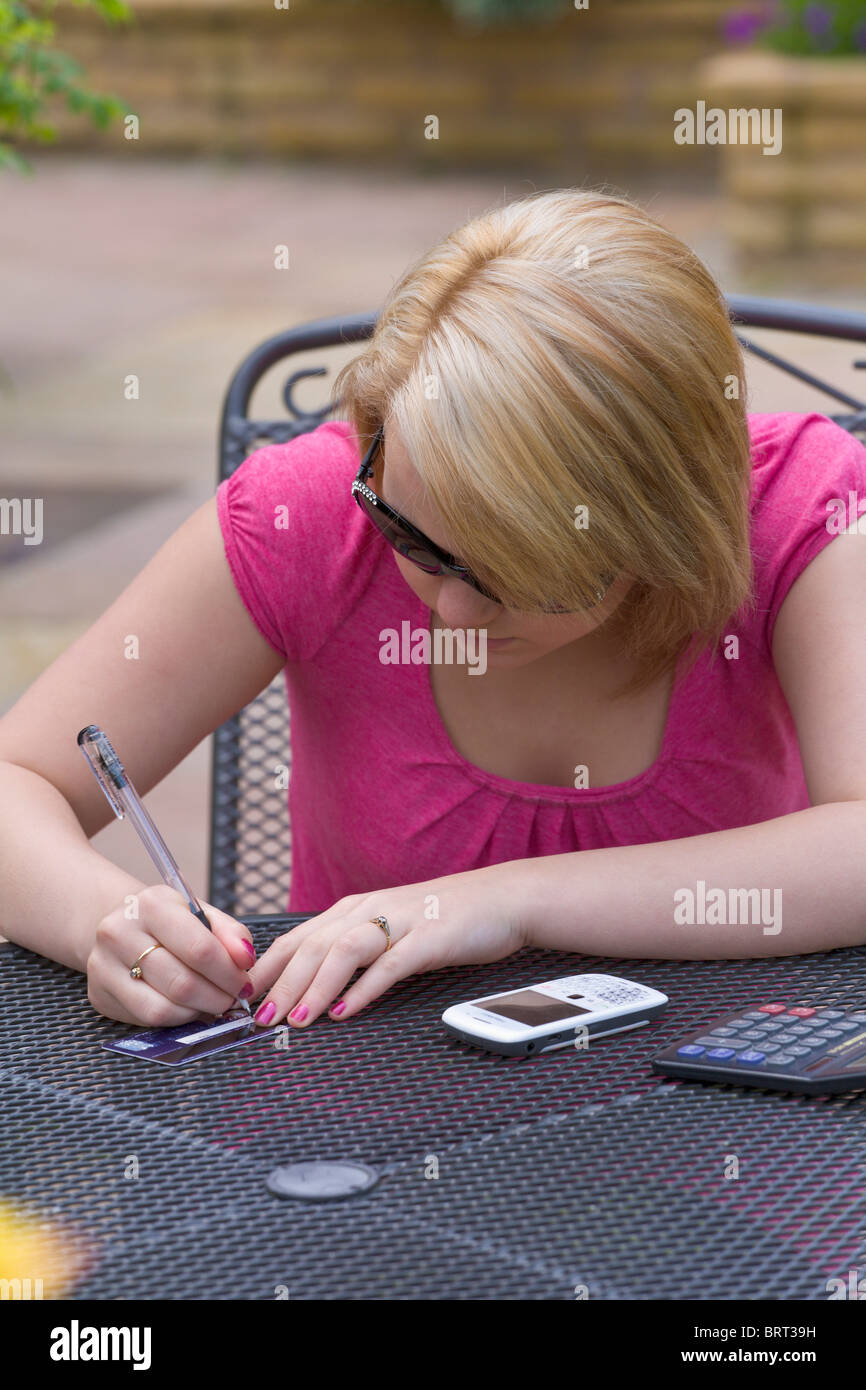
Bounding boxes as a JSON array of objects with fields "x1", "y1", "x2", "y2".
[{"x1": 351, "y1": 424, "x2": 613, "y2": 612}]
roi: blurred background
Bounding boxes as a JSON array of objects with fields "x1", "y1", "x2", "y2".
[{"x1": 1, "y1": 0, "x2": 865, "y2": 893}]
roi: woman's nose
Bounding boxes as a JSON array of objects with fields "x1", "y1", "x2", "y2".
[{"x1": 433, "y1": 575, "x2": 501, "y2": 629}]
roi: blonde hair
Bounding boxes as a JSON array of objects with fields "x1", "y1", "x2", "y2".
[{"x1": 332, "y1": 186, "x2": 754, "y2": 695}]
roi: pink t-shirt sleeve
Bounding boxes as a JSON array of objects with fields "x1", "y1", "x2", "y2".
[
  {"x1": 749, "y1": 412, "x2": 866, "y2": 654},
  {"x1": 215, "y1": 418, "x2": 366, "y2": 663}
]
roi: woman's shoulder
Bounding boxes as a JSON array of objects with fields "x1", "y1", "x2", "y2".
[
  {"x1": 221, "y1": 416, "x2": 359, "y2": 508},
  {"x1": 216, "y1": 417, "x2": 382, "y2": 662},
  {"x1": 746, "y1": 411, "x2": 866, "y2": 650},
  {"x1": 748, "y1": 409, "x2": 865, "y2": 495}
]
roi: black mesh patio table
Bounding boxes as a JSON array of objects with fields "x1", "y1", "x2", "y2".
[{"x1": 3, "y1": 920, "x2": 866, "y2": 1301}]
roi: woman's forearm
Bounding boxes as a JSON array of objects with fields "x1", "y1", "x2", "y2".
[
  {"x1": 507, "y1": 801, "x2": 866, "y2": 959},
  {"x1": 0, "y1": 760, "x2": 146, "y2": 972}
]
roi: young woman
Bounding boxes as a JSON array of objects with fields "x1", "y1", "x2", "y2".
[{"x1": 2, "y1": 187, "x2": 865, "y2": 1034}]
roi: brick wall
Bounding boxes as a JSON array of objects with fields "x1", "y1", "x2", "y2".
[
  {"x1": 44, "y1": 0, "x2": 735, "y2": 177},
  {"x1": 701, "y1": 52, "x2": 866, "y2": 257}
]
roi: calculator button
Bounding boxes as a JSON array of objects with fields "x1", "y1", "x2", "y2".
[
  {"x1": 819, "y1": 1028, "x2": 845, "y2": 1039},
  {"x1": 816, "y1": 1009, "x2": 845, "y2": 1019},
  {"x1": 758, "y1": 1004, "x2": 788, "y2": 1014},
  {"x1": 786, "y1": 1007, "x2": 815, "y2": 1018},
  {"x1": 676, "y1": 1044, "x2": 705, "y2": 1057},
  {"x1": 768, "y1": 1052, "x2": 797, "y2": 1065},
  {"x1": 769, "y1": 1031, "x2": 798, "y2": 1043},
  {"x1": 788, "y1": 1045, "x2": 813, "y2": 1056},
  {"x1": 757, "y1": 1020, "x2": 784, "y2": 1031},
  {"x1": 849, "y1": 1013, "x2": 866, "y2": 1023},
  {"x1": 705, "y1": 1047, "x2": 736, "y2": 1060},
  {"x1": 744, "y1": 1011, "x2": 772, "y2": 1020},
  {"x1": 834, "y1": 1020, "x2": 861, "y2": 1032},
  {"x1": 710, "y1": 1026, "x2": 737, "y2": 1037},
  {"x1": 788, "y1": 1022, "x2": 818, "y2": 1034},
  {"x1": 694, "y1": 1036, "x2": 722, "y2": 1046},
  {"x1": 735, "y1": 1050, "x2": 765, "y2": 1064}
]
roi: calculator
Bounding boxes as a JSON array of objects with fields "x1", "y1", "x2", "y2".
[{"x1": 652, "y1": 1000, "x2": 866, "y2": 1094}]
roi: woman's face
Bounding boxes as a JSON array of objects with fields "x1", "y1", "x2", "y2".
[{"x1": 378, "y1": 422, "x2": 633, "y2": 668}]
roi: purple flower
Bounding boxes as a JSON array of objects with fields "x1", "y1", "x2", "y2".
[
  {"x1": 722, "y1": 8, "x2": 771, "y2": 43},
  {"x1": 803, "y1": 4, "x2": 833, "y2": 39}
]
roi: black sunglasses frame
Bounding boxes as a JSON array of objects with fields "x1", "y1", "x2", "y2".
[
  {"x1": 351, "y1": 424, "x2": 503, "y2": 601},
  {"x1": 350, "y1": 424, "x2": 612, "y2": 612}
]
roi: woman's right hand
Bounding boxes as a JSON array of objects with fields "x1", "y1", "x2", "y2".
[{"x1": 86, "y1": 884, "x2": 257, "y2": 1027}]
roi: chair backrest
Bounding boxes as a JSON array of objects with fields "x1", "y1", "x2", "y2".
[{"x1": 208, "y1": 297, "x2": 866, "y2": 917}]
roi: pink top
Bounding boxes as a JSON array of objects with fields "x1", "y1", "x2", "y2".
[{"x1": 217, "y1": 412, "x2": 866, "y2": 913}]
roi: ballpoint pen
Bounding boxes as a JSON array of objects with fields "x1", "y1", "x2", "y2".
[{"x1": 77, "y1": 724, "x2": 252, "y2": 1016}]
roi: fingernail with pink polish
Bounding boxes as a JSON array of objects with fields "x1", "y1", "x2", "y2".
[
  {"x1": 241, "y1": 939, "x2": 256, "y2": 961},
  {"x1": 331, "y1": 1001, "x2": 346, "y2": 1017},
  {"x1": 254, "y1": 1001, "x2": 275, "y2": 1025},
  {"x1": 290, "y1": 1004, "x2": 308, "y2": 1022},
  {"x1": 239, "y1": 982, "x2": 254, "y2": 999}
]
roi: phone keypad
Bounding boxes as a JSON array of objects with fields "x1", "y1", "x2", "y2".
[{"x1": 585, "y1": 983, "x2": 652, "y2": 1006}]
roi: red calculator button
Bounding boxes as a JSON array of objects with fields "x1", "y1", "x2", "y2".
[
  {"x1": 787, "y1": 1007, "x2": 816, "y2": 1018},
  {"x1": 758, "y1": 1004, "x2": 788, "y2": 1014}
]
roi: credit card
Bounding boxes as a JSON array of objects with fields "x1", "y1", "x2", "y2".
[{"x1": 102, "y1": 1009, "x2": 279, "y2": 1066}]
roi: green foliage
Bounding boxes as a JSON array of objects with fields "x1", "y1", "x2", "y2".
[
  {"x1": 724, "y1": 1, "x2": 866, "y2": 56},
  {"x1": 768, "y1": 0, "x2": 866, "y2": 55},
  {"x1": 0, "y1": 0, "x2": 133, "y2": 173}
]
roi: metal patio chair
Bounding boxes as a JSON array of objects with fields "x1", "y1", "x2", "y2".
[{"x1": 208, "y1": 297, "x2": 866, "y2": 918}]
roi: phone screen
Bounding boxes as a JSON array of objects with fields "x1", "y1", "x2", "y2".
[{"x1": 476, "y1": 989, "x2": 592, "y2": 1026}]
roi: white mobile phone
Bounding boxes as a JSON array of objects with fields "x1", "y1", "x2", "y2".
[{"x1": 442, "y1": 974, "x2": 669, "y2": 1057}]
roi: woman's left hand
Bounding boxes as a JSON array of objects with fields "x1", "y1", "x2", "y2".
[{"x1": 246, "y1": 865, "x2": 529, "y2": 1028}]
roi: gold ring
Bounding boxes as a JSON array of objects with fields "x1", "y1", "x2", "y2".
[
  {"x1": 370, "y1": 915, "x2": 391, "y2": 950},
  {"x1": 129, "y1": 943, "x2": 161, "y2": 980}
]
